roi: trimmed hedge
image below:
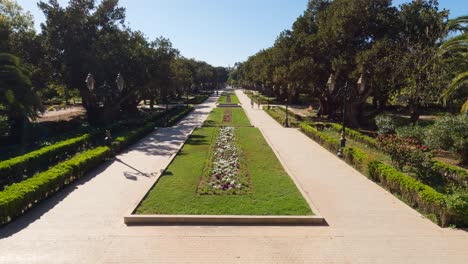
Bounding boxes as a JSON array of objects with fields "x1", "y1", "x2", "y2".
[
  {"x1": 299, "y1": 123, "x2": 340, "y2": 153},
  {"x1": 0, "y1": 106, "x2": 195, "y2": 225},
  {"x1": 328, "y1": 123, "x2": 378, "y2": 149},
  {"x1": 0, "y1": 147, "x2": 110, "y2": 225},
  {"x1": 323, "y1": 122, "x2": 467, "y2": 188},
  {"x1": 264, "y1": 106, "x2": 301, "y2": 128},
  {"x1": 299, "y1": 122, "x2": 465, "y2": 227},
  {"x1": 368, "y1": 161, "x2": 449, "y2": 226},
  {"x1": 431, "y1": 161, "x2": 468, "y2": 188},
  {"x1": 0, "y1": 134, "x2": 91, "y2": 187}
]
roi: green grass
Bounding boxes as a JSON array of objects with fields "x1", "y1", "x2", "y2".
[
  {"x1": 218, "y1": 93, "x2": 240, "y2": 104},
  {"x1": 204, "y1": 107, "x2": 251, "y2": 127},
  {"x1": 136, "y1": 127, "x2": 313, "y2": 215}
]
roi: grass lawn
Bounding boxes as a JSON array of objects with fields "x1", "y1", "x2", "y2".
[
  {"x1": 136, "y1": 126, "x2": 313, "y2": 215},
  {"x1": 204, "y1": 107, "x2": 251, "y2": 127},
  {"x1": 218, "y1": 93, "x2": 240, "y2": 104}
]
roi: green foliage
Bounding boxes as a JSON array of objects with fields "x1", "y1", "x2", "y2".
[
  {"x1": 136, "y1": 127, "x2": 312, "y2": 216},
  {"x1": 375, "y1": 115, "x2": 397, "y2": 135},
  {"x1": 301, "y1": 121, "x2": 466, "y2": 227},
  {"x1": 204, "y1": 107, "x2": 251, "y2": 127},
  {"x1": 0, "y1": 146, "x2": 110, "y2": 225},
  {"x1": 396, "y1": 124, "x2": 426, "y2": 144},
  {"x1": 328, "y1": 123, "x2": 378, "y2": 149},
  {"x1": 0, "y1": 134, "x2": 91, "y2": 187},
  {"x1": 431, "y1": 160, "x2": 467, "y2": 188},
  {"x1": 368, "y1": 160, "x2": 450, "y2": 226},
  {"x1": 0, "y1": 53, "x2": 41, "y2": 139},
  {"x1": 425, "y1": 115, "x2": 468, "y2": 164},
  {"x1": 264, "y1": 106, "x2": 301, "y2": 127},
  {"x1": 445, "y1": 188, "x2": 468, "y2": 227},
  {"x1": 299, "y1": 123, "x2": 340, "y2": 153}
]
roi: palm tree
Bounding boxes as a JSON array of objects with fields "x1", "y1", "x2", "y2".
[{"x1": 439, "y1": 16, "x2": 468, "y2": 113}]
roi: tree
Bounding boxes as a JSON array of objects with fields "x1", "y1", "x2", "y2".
[{"x1": 0, "y1": 53, "x2": 41, "y2": 142}]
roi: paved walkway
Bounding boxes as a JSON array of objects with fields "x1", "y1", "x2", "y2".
[{"x1": 0, "y1": 91, "x2": 467, "y2": 263}]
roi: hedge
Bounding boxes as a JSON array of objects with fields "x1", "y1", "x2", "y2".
[
  {"x1": 328, "y1": 123, "x2": 378, "y2": 149},
  {"x1": 368, "y1": 161, "x2": 450, "y2": 226},
  {"x1": 0, "y1": 106, "x2": 195, "y2": 225},
  {"x1": 264, "y1": 106, "x2": 301, "y2": 128},
  {"x1": 0, "y1": 134, "x2": 91, "y2": 188},
  {"x1": 299, "y1": 123, "x2": 340, "y2": 153},
  {"x1": 431, "y1": 160, "x2": 468, "y2": 188},
  {"x1": 324, "y1": 122, "x2": 467, "y2": 188},
  {"x1": 0, "y1": 147, "x2": 110, "y2": 225},
  {"x1": 299, "y1": 122, "x2": 465, "y2": 227}
]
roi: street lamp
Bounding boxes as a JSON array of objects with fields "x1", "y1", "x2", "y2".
[
  {"x1": 86, "y1": 73, "x2": 95, "y2": 92},
  {"x1": 337, "y1": 82, "x2": 349, "y2": 158},
  {"x1": 284, "y1": 85, "x2": 290, "y2": 127},
  {"x1": 327, "y1": 74, "x2": 336, "y2": 94},
  {"x1": 357, "y1": 73, "x2": 366, "y2": 95},
  {"x1": 116, "y1": 73, "x2": 125, "y2": 93}
]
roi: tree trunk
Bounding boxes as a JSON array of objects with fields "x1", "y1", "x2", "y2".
[
  {"x1": 409, "y1": 102, "x2": 420, "y2": 124},
  {"x1": 8, "y1": 114, "x2": 27, "y2": 144}
]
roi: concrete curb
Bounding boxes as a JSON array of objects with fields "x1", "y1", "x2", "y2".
[{"x1": 124, "y1": 214, "x2": 324, "y2": 225}]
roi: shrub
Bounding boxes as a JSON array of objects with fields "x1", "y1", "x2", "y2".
[
  {"x1": 329, "y1": 123, "x2": 378, "y2": 149},
  {"x1": 299, "y1": 123, "x2": 340, "y2": 153},
  {"x1": 425, "y1": 115, "x2": 468, "y2": 165},
  {"x1": 375, "y1": 115, "x2": 397, "y2": 135},
  {"x1": 0, "y1": 147, "x2": 110, "y2": 225},
  {"x1": 264, "y1": 107, "x2": 300, "y2": 127},
  {"x1": 396, "y1": 124, "x2": 426, "y2": 144},
  {"x1": 0, "y1": 134, "x2": 91, "y2": 188},
  {"x1": 431, "y1": 160, "x2": 467, "y2": 188},
  {"x1": 368, "y1": 160, "x2": 449, "y2": 226},
  {"x1": 445, "y1": 188, "x2": 468, "y2": 227}
]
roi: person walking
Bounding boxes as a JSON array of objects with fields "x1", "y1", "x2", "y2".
[
  {"x1": 257, "y1": 99, "x2": 261, "y2": 109},
  {"x1": 250, "y1": 98, "x2": 254, "y2": 109}
]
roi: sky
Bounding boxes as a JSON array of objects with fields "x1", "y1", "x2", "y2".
[{"x1": 15, "y1": 0, "x2": 468, "y2": 67}]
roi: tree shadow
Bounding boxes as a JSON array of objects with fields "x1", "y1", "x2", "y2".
[{"x1": 0, "y1": 159, "x2": 114, "y2": 238}]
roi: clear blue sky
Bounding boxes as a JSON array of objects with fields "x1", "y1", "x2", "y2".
[{"x1": 15, "y1": 0, "x2": 468, "y2": 67}]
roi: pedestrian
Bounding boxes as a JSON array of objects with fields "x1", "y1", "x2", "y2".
[
  {"x1": 257, "y1": 99, "x2": 261, "y2": 109},
  {"x1": 250, "y1": 98, "x2": 254, "y2": 108}
]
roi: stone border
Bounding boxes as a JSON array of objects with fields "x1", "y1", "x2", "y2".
[
  {"x1": 217, "y1": 103, "x2": 242, "y2": 108},
  {"x1": 124, "y1": 100, "x2": 326, "y2": 226},
  {"x1": 124, "y1": 214, "x2": 324, "y2": 225}
]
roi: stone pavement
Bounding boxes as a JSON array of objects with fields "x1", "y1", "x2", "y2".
[{"x1": 0, "y1": 91, "x2": 467, "y2": 263}]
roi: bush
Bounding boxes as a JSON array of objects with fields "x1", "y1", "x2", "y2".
[
  {"x1": 299, "y1": 123, "x2": 340, "y2": 153},
  {"x1": 396, "y1": 124, "x2": 426, "y2": 144},
  {"x1": 375, "y1": 115, "x2": 397, "y2": 135},
  {"x1": 0, "y1": 147, "x2": 110, "y2": 225},
  {"x1": 0, "y1": 134, "x2": 91, "y2": 188},
  {"x1": 368, "y1": 160, "x2": 450, "y2": 226},
  {"x1": 445, "y1": 188, "x2": 468, "y2": 227},
  {"x1": 432, "y1": 160, "x2": 468, "y2": 188},
  {"x1": 329, "y1": 123, "x2": 378, "y2": 149},
  {"x1": 264, "y1": 106, "x2": 300, "y2": 127},
  {"x1": 425, "y1": 115, "x2": 468, "y2": 164}
]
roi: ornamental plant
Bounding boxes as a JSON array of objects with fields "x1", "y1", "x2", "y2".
[
  {"x1": 377, "y1": 134, "x2": 431, "y2": 172},
  {"x1": 425, "y1": 115, "x2": 468, "y2": 165}
]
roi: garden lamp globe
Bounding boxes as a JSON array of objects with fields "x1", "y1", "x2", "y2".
[
  {"x1": 86, "y1": 73, "x2": 95, "y2": 92},
  {"x1": 327, "y1": 74, "x2": 336, "y2": 93},
  {"x1": 116, "y1": 73, "x2": 125, "y2": 92},
  {"x1": 357, "y1": 74, "x2": 365, "y2": 95}
]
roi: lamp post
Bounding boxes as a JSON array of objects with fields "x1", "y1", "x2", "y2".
[
  {"x1": 284, "y1": 85, "x2": 290, "y2": 127},
  {"x1": 337, "y1": 82, "x2": 349, "y2": 158},
  {"x1": 116, "y1": 73, "x2": 125, "y2": 93}
]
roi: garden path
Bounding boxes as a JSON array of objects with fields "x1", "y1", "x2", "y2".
[{"x1": 0, "y1": 90, "x2": 466, "y2": 263}]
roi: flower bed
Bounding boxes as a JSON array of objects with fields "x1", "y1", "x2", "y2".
[
  {"x1": 198, "y1": 127, "x2": 251, "y2": 195},
  {"x1": 223, "y1": 108, "x2": 232, "y2": 123}
]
